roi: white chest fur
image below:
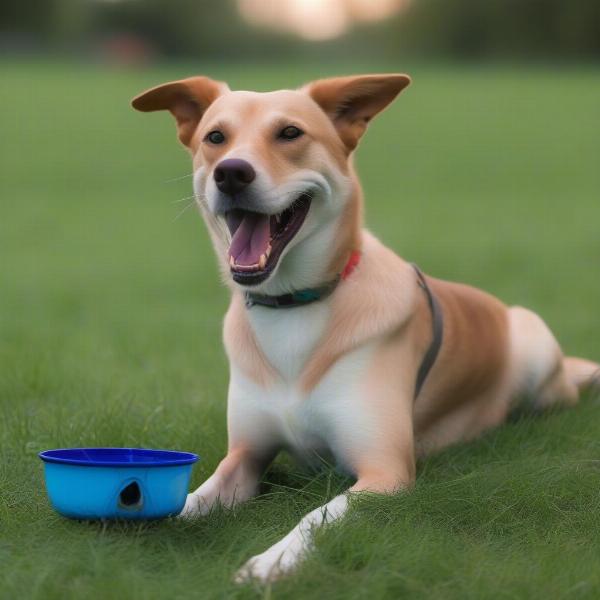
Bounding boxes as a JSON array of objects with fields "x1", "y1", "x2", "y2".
[
  {"x1": 247, "y1": 302, "x2": 330, "y2": 382},
  {"x1": 228, "y1": 303, "x2": 379, "y2": 471}
]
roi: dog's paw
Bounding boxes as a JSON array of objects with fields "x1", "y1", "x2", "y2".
[
  {"x1": 178, "y1": 493, "x2": 204, "y2": 519},
  {"x1": 234, "y1": 544, "x2": 305, "y2": 584}
]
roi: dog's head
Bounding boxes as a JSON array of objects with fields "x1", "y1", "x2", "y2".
[{"x1": 132, "y1": 74, "x2": 410, "y2": 294}]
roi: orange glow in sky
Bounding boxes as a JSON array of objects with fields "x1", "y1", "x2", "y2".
[{"x1": 237, "y1": 0, "x2": 410, "y2": 41}]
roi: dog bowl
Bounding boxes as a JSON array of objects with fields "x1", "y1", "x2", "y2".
[{"x1": 39, "y1": 448, "x2": 199, "y2": 520}]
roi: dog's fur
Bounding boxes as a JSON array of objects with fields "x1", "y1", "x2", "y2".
[{"x1": 132, "y1": 74, "x2": 600, "y2": 582}]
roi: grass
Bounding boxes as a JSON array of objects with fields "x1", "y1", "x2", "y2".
[{"x1": 1, "y1": 59, "x2": 599, "y2": 599}]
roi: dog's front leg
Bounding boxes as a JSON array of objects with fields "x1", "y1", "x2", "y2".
[
  {"x1": 234, "y1": 462, "x2": 414, "y2": 584},
  {"x1": 180, "y1": 446, "x2": 271, "y2": 517}
]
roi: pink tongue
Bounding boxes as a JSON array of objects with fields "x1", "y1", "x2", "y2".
[{"x1": 228, "y1": 212, "x2": 271, "y2": 266}]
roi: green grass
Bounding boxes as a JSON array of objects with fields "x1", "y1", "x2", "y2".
[{"x1": 1, "y1": 60, "x2": 599, "y2": 599}]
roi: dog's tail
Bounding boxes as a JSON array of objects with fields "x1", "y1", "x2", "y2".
[{"x1": 564, "y1": 357, "x2": 600, "y2": 393}]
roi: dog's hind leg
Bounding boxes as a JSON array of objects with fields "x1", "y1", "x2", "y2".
[
  {"x1": 563, "y1": 357, "x2": 600, "y2": 393},
  {"x1": 508, "y1": 306, "x2": 579, "y2": 410}
]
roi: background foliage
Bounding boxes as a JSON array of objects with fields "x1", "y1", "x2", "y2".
[{"x1": 2, "y1": 0, "x2": 600, "y2": 60}]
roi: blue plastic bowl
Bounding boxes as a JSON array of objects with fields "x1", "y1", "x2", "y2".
[{"x1": 39, "y1": 448, "x2": 199, "y2": 520}]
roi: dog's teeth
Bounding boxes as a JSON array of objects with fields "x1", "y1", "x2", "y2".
[
  {"x1": 229, "y1": 255, "x2": 235, "y2": 267},
  {"x1": 265, "y1": 243, "x2": 272, "y2": 257},
  {"x1": 258, "y1": 253, "x2": 267, "y2": 269},
  {"x1": 275, "y1": 214, "x2": 281, "y2": 224}
]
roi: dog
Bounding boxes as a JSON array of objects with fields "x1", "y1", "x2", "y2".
[{"x1": 131, "y1": 73, "x2": 599, "y2": 582}]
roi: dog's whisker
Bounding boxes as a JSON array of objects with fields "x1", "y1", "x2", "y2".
[
  {"x1": 164, "y1": 173, "x2": 195, "y2": 183},
  {"x1": 172, "y1": 195, "x2": 198, "y2": 205},
  {"x1": 172, "y1": 200, "x2": 197, "y2": 222}
]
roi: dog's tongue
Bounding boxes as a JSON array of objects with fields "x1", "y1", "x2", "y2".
[{"x1": 228, "y1": 212, "x2": 271, "y2": 266}]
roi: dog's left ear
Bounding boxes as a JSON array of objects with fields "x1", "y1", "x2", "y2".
[
  {"x1": 304, "y1": 74, "x2": 411, "y2": 151},
  {"x1": 131, "y1": 76, "x2": 229, "y2": 147}
]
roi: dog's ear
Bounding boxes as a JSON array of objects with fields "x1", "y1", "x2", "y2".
[
  {"x1": 304, "y1": 74, "x2": 411, "y2": 151},
  {"x1": 131, "y1": 76, "x2": 229, "y2": 146}
]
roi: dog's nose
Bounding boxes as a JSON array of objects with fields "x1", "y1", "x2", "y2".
[{"x1": 214, "y1": 159, "x2": 256, "y2": 195}]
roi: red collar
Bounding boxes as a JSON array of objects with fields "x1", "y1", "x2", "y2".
[{"x1": 341, "y1": 250, "x2": 361, "y2": 280}]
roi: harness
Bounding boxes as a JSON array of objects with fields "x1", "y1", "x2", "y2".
[
  {"x1": 411, "y1": 264, "x2": 444, "y2": 398},
  {"x1": 244, "y1": 254, "x2": 444, "y2": 398}
]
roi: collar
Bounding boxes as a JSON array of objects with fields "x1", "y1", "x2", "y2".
[{"x1": 245, "y1": 250, "x2": 361, "y2": 309}]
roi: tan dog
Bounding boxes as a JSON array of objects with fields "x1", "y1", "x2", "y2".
[{"x1": 132, "y1": 74, "x2": 599, "y2": 582}]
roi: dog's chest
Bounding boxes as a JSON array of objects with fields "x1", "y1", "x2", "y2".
[
  {"x1": 247, "y1": 303, "x2": 330, "y2": 382},
  {"x1": 231, "y1": 305, "x2": 379, "y2": 468}
]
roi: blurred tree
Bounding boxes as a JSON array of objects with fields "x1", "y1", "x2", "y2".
[
  {"x1": 91, "y1": 0, "x2": 294, "y2": 59},
  {"x1": 396, "y1": 0, "x2": 600, "y2": 58},
  {"x1": 0, "y1": 0, "x2": 57, "y2": 43}
]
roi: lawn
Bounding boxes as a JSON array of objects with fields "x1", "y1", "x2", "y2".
[{"x1": 1, "y1": 60, "x2": 599, "y2": 599}]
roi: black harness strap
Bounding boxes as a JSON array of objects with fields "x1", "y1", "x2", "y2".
[{"x1": 412, "y1": 264, "x2": 444, "y2": 399}]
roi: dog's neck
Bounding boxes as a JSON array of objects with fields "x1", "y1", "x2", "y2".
[{"x1": 245, "y1": 250, "x2": 361, "y2": 309}]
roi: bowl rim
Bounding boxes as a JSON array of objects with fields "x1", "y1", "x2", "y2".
[{"x1": 39, "y1": 447, "x2": 199, "y2": 468}]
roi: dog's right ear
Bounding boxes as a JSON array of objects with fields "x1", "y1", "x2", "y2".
[{"x1": 131, "y1": 76, "x2": 229, "y2": 147}]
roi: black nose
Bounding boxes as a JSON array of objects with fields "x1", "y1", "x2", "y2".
[{"x1": 214, "y1": 159, "x2": 256, "y2": 195}]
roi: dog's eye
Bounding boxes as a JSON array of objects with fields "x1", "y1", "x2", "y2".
[
  {"x1": 205, "y1": 130, "x2": 226, "y2": 145},
  {"x1": 278, "y1": 126, "x2": 304, "y2": 141}
]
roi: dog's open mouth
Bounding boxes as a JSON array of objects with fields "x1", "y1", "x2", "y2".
[{"x1": 225, "y1": 194, "x2": 312, "y2": 285}]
